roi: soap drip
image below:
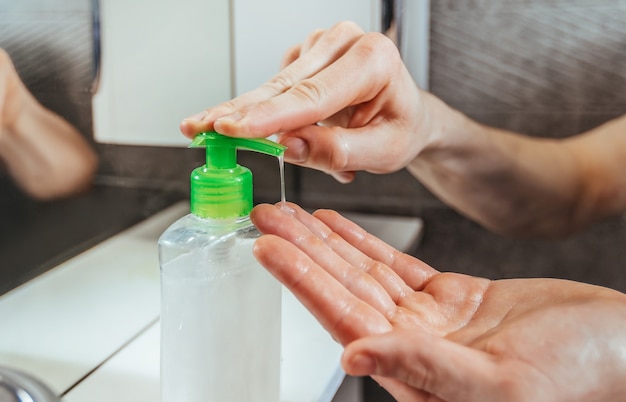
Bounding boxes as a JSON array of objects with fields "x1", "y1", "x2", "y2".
[{"x1": 278, "y1": 154, "x2": 286, "y2": 204}]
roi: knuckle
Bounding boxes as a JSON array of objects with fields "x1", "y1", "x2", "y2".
[
  {"x1": 321, "y1": 131, "x2": 350, "y2": 172},
  {"x1": 289, "y1": 78, "x2": 325, "y2": 110},
  {"x1": 219, "y1": 99, "x2": 238, "y2": 111},
  {"x1": 306, "y1": 28, "x2": 326, "y2": 44},
  {"x1": 311, "y1": 153, "x2": 349, "y2": 180},
  {"x1": 330, "y1": 21, "x2": 365, "y2": 37},
  {"x1": 322, "y1": 21, "x2": 365, "y2": 48},
  {"x1": 211, "y1": 101, "x2": 239, "y2": 118},
  {"x1": 360, "y1": 258, "x2": 383, "y2": 275},
  {"x1": 355, "y1": 32, "x2": 401, "y2": 72},
  {"x1": 330, "y1": 300, "x2": 357, "y2": 336},
  {"x1": 405, "y1": 355, "x2": 435, "y2": 392},
  {"x1": 281, "y1": 44, "x2": 301, "y2": 67},
  {"x1": 263, "y1": 72, "x2": 296, "y2": 94}
]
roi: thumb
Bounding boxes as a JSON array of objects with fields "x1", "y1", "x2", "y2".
[
  {"x1": 280, "y1": 122, "x2": 410, "y2": 179},
  {"x1": 341, "y1": 330, "x2": 504, "y2": 402},
  {"x1": 278, "y1": 125, "x2": 355, "y2": 183}
]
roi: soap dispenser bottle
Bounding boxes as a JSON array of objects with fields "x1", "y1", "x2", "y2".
[{"x1": 158, "y1": 131, "x2": 285, "y2": 402}]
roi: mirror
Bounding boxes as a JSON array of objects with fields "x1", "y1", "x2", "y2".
[
  {"x1": 0, "y1": 0, "x2": 427, "y2": 296},
  {"x1": 0, "y1": 0, "x2": 181, "y2": 296}
]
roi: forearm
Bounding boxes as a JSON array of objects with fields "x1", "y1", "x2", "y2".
[
  {"x1": 407, "y1": 93, "x2": 622, "y2": 237},
  {"x1": 0, "y1": 90, "x2": 98, "y2": 200}
]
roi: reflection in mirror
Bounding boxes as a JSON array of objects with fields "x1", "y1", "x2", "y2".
[
  {"x1": 0, "y1": 49, "x2": 98, "y2": 200},
  {"x1": 0, "y1": 0, "x2": 100, "y2": 296},
  {"x1": 382, "y1": 0, "x2": 398, "y2": 45},
  {"x1": 0, "y1": 0, "x2": 99, "y2": 200},
  {"x1": 0, "y1": 0, "x2": 182, "y2": 297}
]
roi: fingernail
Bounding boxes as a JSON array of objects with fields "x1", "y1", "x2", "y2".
[
  {"x1": 185, "y1": 111, "x2": 208, "y2": 121},
  {"x1": 282, "y1": 137, "x2": 309, "y2": 163},
  {"x1": 216, "y1": 111, "x2": 244, "y2": 123},
  {"x1": 350, "y1": 353, "x2": 377, "y2": 374}
]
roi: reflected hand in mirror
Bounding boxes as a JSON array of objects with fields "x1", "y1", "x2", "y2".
[
  {"x1": 251, "y1": 202, "x2": 626, "y2": 402},
  {"x1": 0, "y1": 48, "x2": 97, "y2": 200}
]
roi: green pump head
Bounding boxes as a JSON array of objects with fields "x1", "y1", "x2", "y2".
[{"x1": 189, "y1": 131, "x2": 286, "y2": 219}]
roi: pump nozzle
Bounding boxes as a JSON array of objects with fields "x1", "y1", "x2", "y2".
[{"x1": 189, "y1": 131, "x2": 286, "y2": 219}]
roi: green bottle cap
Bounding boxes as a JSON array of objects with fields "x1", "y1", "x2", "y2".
[{"x1": 189, "y1": 131, "x2": 286, "y2": 219}]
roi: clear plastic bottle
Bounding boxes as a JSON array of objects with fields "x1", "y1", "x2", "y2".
[{"x1": 158, "y1": 132, "x2": 284, "y2": 402}]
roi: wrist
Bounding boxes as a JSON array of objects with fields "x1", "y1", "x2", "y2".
[
  {"x1": 417, "y1": 92, "x2": 472, "y2": 153},
  {"x1": 410, "y1": 92, "x2": 483, "y2": 169}
]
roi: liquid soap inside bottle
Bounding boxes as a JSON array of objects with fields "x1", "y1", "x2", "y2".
[{"x1": 158, "y1": 132, "x2": 285, "y2": 402}]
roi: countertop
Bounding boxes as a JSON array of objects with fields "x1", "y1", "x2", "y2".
[
  {"x1": 5, "y1": 177, "x2": 624, "y2": 402},
  {"x1": 0, "y1": 180, "x2": 182, "y2": 296},
  {"x1": 0, "y1": 197, "x2": 423, "y2": 402},
  {"x1": 0, "y1": 202, "x2": 345, "y2": 401}
]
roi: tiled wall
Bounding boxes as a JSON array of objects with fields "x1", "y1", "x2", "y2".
[{"x1": 430, "y1": 0, "x2": 626, "y2": 137}]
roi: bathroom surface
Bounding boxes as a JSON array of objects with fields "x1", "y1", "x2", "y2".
[
  {"x1": 0, "y1": 199, "x2": 424, "y2": 402},
  {"x1": 0, "y1": 179, "x2": 183, "y2": 297}
]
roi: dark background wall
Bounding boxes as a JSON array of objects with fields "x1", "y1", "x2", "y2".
[{"x1": 416, "y1": 0, "x2": 626, "y2": 287}]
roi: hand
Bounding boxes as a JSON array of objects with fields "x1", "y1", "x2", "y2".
[
  {"x1": 250, "y1": 202, "x2": 626, "y2": 402},
  {"x1": 181, "y1": 21, "x2": 437, "y2": 183},
  {"x1": 0, "y1": 48, "x2": 97, "y2": 200},
  {"x1": 0, "y1": 48, "x2": 26, "y2": 136}
]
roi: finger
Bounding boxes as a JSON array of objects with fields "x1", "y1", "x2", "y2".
[
  {"x1": 342, "y1": 330, "x2": 507, "y2": 402},
  {"x1": 180, "y1": 55, "x2": 329, "y2": 138},
  {"x1": 253, "y1": 234, "x2": 391, "y2": 344},
  {"x1": 274, "y1": 204, "x2": 453, "y2": 334},
  {"x1": 181, "y1": 22, "x2": 365, "y2": 138},
  {"x1": 300, "y1": 28, "x2": 326, "y2": 54},
  {"x1": 278, "y1": 105, "x2": 420, "y2": 174},
  {"x1": 277, "y1": 203, "x2": 415, "y2": 303},
  {"x1": 251, "y1": 203, "x2": 397, "y2": 315},
  {"x1": 274, "y1": 126, "x2": 356, "y2": 183},
  {"x1": 210, "y1": 31, "x2": 396, "y2": 138},
  {"x1": 260, "y1": 40, "x2": 417, "y2": 175},
  {"x1": 280, "y1": 43, "x2": 302, "y2": 69},
  {"x1": 281, "y1": 25, "x2": 349, "y2": 70},
  {"x1": 313, "y1": 209, "x2": 438, "y2": 291}
]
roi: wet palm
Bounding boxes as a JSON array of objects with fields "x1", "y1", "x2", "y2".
[{"x1": 251, "y1": 202, "x2": 626, "y2": 402}]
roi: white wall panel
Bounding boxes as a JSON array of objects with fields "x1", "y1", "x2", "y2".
[
  {"x1": 93, "y1": 0, "x2": 231, "y2": 146},
  {"x1": 93, "y1": 0, "x2": 380, "y2": 145},
  {"x1": 233, "y1": 0, "x2": 380, "y2": 95}
]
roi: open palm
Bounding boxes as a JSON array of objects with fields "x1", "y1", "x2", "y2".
[{"x1": 251, "y1": 202, "x2": 626, "y2": 402}]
